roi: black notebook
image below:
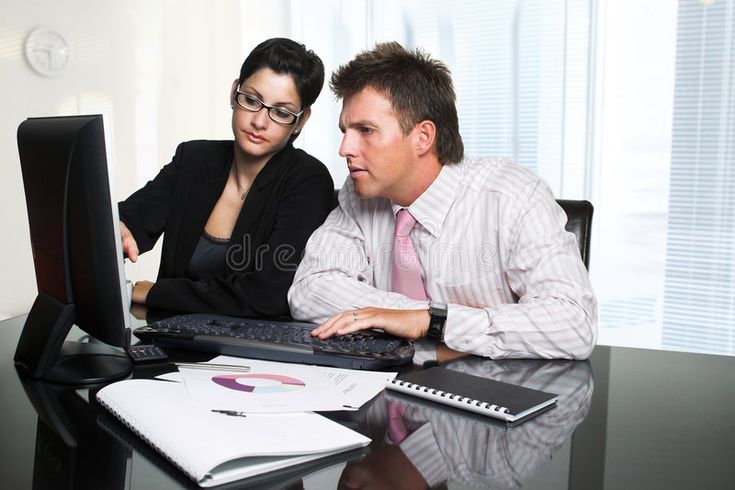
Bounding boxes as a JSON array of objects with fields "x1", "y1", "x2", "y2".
[{"x1": 386, "y1": 367, "x2": 558, "y2": 425}]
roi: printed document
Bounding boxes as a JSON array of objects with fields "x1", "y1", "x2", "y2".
[{"x1": 177, "y1": 356, "x2": 395, "y2": 413}]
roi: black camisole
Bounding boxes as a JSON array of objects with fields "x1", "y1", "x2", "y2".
[{"x1": 186, "y1": 230, "x2": 229, "y2": 280}]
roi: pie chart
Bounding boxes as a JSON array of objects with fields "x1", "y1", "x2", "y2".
[{"x1": 212, "y1": 373, "x2": 306, "y2": 393}]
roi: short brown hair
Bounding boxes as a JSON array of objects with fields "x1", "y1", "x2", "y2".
[{"x1": 330, "y1": 42, "x2": 464, "y2": 164}]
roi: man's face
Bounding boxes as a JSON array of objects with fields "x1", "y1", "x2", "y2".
[{"x1": 338, "y1": 87, "x2": 418, "y2": 201}]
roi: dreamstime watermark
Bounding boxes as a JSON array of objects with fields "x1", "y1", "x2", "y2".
[
  {"x1": 224, "y1": 234, "x2": 501, "y2": 274},
  {"x1": 226, "y1": 235, "x2": 299, "y2": 272}
]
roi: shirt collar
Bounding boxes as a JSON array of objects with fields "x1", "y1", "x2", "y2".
[{"x1": 390, "y1": 163, "x2": 461, "y2": 237}]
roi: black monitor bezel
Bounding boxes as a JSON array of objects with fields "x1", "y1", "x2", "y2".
[{"x1": 14, "y1": 114, "x2": 132, "y2": 384}]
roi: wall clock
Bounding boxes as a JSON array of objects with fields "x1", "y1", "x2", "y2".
[{"x1": 24, "y1": 28, "x2": 71, "y2": 77}]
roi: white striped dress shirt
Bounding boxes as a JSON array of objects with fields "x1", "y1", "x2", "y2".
[{"x1": 288, "y1": 156, "x2": 598, "y2": 359}]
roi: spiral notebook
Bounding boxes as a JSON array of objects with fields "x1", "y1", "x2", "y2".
[
  {"x1": 386, "y1": 367, "x2": 558, "y2": 425},
  {"x1": 96, "y1": 379, "x2": 370, "y2": 487}
]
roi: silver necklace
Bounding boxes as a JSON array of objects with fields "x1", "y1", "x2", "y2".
[{"x1": 231, "y1": 163, "x2": 249, "y2": 200}]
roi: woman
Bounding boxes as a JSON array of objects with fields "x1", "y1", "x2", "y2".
[{"x1": 119, "y1": 38, "x2": 334, "y2": 317}]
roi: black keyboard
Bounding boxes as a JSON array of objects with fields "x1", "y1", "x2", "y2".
[{"x1": 133, "y1": 314, "x2": 414, "y2": 370}]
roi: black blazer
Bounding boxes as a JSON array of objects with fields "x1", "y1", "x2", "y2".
[{"x1": 119, "y1": 140, "x2": 334, "y2": 317}]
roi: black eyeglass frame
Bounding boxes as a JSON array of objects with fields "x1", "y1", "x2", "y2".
[{"x1": 234, "y1": 85, "x2": 304, "y2": 125}]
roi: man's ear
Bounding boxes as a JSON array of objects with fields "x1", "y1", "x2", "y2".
[
  {"x1": 414, "y1": 120, "x2": 437, "y2": 157},
  {"x1": 229, "y1": 79, "x2": 239, "y2": 107}
]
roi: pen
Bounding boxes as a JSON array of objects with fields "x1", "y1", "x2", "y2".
[
  {"x1": 175, "y1": 362, "x2": 251, "y2": 372},
  {"x1": 211, "y1": 409, "x2": 247, "y2": 417}
]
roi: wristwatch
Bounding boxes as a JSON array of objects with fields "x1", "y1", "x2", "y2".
[{"x1": 426, "y1": 301, "x2": 448, "y2": 342}]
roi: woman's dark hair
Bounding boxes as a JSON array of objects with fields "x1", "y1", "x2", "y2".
[{"x1": 238, "y1": 38, "x2": 325, "y2": 110}]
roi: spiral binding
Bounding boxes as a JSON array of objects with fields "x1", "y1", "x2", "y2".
[
  {"x1": 97, "y1": 393, "x2": 199, "y2": 482},
  {"x1": 389, "y1": 378, "x2": 509, "y2": 414}
]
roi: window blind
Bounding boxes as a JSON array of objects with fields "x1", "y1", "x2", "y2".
[{"x1": 662, "y1": 0, "x2": 735, "y2": 354}]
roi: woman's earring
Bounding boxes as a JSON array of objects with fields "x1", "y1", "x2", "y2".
[{"x1": 293, "y1": 129, "x2": 300, "y2": 135}]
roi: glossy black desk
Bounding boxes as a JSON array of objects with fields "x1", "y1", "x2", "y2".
[{"x1": 1, "y1": 314, "x2": 733, "y2": 489}]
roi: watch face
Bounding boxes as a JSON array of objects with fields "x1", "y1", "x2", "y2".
[{"x1": 25, "y1": 28, "x2": 70, "y2": 77}]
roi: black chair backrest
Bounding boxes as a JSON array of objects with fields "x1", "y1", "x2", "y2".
[
  {"x1": 557, "y1": 199, "x2": 593, "y2": 269},
  {"x1": 332, "y1": 190, "x2": 593, "y2": 268}
]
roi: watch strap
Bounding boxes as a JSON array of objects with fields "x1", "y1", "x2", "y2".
[{"x1": 427, "y1": 302, "x2": 447, "y2": 341}]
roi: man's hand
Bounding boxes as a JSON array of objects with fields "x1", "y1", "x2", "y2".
[
  {"x1": 132, "y1": 280, "x2": 154, "y2": 304},
  {"x1": 120, "y1": 222, "x2": 139, "y2": 262},
  {"x1": 311, "y1": 307, "x2": 431, "y2": 340}
]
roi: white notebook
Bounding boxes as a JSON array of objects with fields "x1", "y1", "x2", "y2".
[{"x1": 96, "y1": 379, "x2": 370, "y2": 487}]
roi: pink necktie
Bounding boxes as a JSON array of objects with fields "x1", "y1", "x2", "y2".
[
  {"x1": 387, "y1": 401, "x2": 409, "y2": 443},
  {"x1": 391, "y1": 209, "x2": 427, "y2": 300}
]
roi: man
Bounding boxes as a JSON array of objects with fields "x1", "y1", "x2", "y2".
[{"x1": 288, "y1": 42, "x2": 597, "y2": 360}]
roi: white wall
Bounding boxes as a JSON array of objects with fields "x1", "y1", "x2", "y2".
[{"x1": 0, "y1": 0, "x2": 251, "y2": 316}]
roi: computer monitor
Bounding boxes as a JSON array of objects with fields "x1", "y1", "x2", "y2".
[{"x1": 14, "y1": 114, "x2": 133, "y2": 384}]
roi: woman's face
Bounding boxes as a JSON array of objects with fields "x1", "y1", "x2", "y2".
[{"x1": 230, "y1": 67, "x2": 309, "y2": 164}]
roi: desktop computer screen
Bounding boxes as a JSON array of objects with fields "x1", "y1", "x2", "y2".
[{"x1": 14, "y1": 114, "x2": 133, "y2": 384}]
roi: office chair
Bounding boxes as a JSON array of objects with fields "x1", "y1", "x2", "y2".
[
  {"x1": 556, "y1": 199, "x2": 593, "y2": 269},
  {"x1": 331, "y1": 191, "x2": 593, "y2": 268}
]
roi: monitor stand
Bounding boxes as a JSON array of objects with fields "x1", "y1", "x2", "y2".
[{"x1": 14, "y1": 293, "x2": 132, "y2": 384}]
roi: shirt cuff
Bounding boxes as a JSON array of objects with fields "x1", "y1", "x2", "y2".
[
  {"x1": 442, "y1": 303, "x2": 495, "y2": 356},
  {"x1": 399, "y1": 423, "x2": 448, "y2": 487}
]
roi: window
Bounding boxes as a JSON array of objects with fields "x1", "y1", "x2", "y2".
[
  {"x1": 286, "y1": 0, "x2": 735, "y2": 355},
  {"x1": 288, "y1": 0, "x2": 591, "y2": 195},
  {"x1": 594, "y1": 0, "x2": 735, "y2": 355},
  {"x1": 663, "y1": 0, "x2": 735, "y2": 354}
]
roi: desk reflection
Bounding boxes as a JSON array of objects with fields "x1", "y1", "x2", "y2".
[
  {"x1": 17, "y1": 374, "x2": 133, "y2": 490},
  {"x1": 16, "y1": 366, "x2": 363, "y2": 490},
  {"x1": 342, "y1": 359, "x2": 593, "y2": 489}
]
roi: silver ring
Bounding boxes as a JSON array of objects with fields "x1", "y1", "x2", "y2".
[{"x1": 352, "y1": 311, "x2": 358, "y2": 322}]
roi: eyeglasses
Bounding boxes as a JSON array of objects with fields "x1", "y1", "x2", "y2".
[{"x1": 234, "y1": 87, "x2": 303, "y2": 125}]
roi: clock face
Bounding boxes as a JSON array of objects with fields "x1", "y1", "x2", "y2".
[{"x1": 24, "y1": 28, "x2": 70, "y2": 77}]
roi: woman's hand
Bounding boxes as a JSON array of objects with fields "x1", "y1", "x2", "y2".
[
  {"x1": 132, "y1": 280, "x2": 155, "y2": 304},
  {"x1": 120, "y1": 222, "x2": 139, "y2": 262},
  {"x1": 311, "y1": 307, "x2": 431, "y2": 340}
]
